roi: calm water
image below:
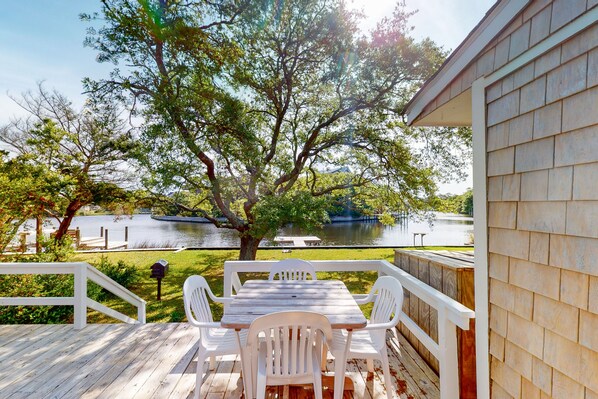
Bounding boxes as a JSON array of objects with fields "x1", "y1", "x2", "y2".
[{"x1": 29, "y1": 213, "x2": 473, "y2": 248}]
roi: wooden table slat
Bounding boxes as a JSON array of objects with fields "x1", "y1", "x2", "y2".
[
  {"x1": 221, "y1": 280, "x2": 366, "y2": 330},
  {"x1": 225, "y1": 305, "x2": 362, "y2": 314},
  {"x1": 231, "y1": 299, "x2": 358, "y2": 306}
]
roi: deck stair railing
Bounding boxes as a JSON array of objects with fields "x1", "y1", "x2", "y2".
[
  {"x1": 223, "y1": 259, "x2": 475, "y2": 399},
  {"x1": 0, "y1": 262, "x2": 146, "y2": 329}
]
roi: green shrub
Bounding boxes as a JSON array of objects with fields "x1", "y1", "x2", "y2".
[
  {"x1": 0, "y1": 256, "x2": 139, "y2": 324},
  {"x1": 31, "y1": 235, "x2": 75, "y2": 262},
  {"x1": 0, "y1": 273, "x2": 74, "y2": 324},
  {"x1": 88, "y1": 256, "x2": 139, "y2": 300}
]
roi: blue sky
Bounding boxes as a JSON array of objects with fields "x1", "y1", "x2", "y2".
[{"x1": 0, "y1": 0, "x2": 495, "y2": 193}]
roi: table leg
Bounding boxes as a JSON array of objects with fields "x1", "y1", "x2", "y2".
[{"x1": 333, "y1": 329, "x2": 353, "y2": 399}]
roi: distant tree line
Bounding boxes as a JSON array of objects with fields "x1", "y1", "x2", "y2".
[{"x1": 435, "y1": 189, "x2": 473, "y2": 216}]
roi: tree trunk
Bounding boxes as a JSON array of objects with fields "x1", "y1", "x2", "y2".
[
  {"x1": 239, "y1": 235, "x2": 262, "y2": 260},
  {"x1": 36, "y1": 214, "x2": 42, "y2": 253},
  {"x1": 54, "y1": 201, "x2": 82, "y2": 241}
]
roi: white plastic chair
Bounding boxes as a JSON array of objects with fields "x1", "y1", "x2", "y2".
[
  {"x1": 183, "y1": 275, "x2": 246, "y2": 399},
  {"x1": 330, "y1": 276, "x2": 404, "y2": 399},
  {"x1": 246, "y1": 311, "x2": 332, "y2": 399},
  {"x1": 268, "y1": 259, "x2": 317, "y2": 281}
]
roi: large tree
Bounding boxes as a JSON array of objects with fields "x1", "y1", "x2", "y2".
[
  {"x1": 0, "y1": 85, "x2": 136, "y2": 241},
  {"x1": 85, "y1": 0, "x2": 469, "y2": 259}
]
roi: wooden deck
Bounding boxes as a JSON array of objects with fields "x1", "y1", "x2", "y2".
[{"x1": 0, "y1": 323, "x2": 439, "y2": 399}]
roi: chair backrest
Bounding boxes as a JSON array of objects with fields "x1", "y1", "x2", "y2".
[
  {"x1": 247, "y1": 311, "x2": 332, "y2": 379},
  {"x1": 268, "y1": 259, "x2": 317, "y2": 281},
  {"x1": 370, "y1": 276, "x2": 404, "y2": 326},
  {"x1": 231, "y1": 271, "x2": 243, "y2": 295},
  {"x1": 183, "y1": 275, "x2": 214, "y2": 327}
]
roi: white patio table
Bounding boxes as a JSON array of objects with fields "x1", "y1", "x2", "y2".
[{"x1": 220, "y1": 279, "x2": 367, "y2": 399}]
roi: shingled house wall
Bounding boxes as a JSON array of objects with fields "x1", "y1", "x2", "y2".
[
  {"x1": 485, "y1": 20, "x2": 598, "y2": 399},
  {"x1": 418, "y1": 1, "x2": 598, "y2": 397}
]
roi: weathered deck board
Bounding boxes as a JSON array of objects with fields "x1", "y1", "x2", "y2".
[{"x1": 0, "y1": 323, "x2": 439, "y2": 399}]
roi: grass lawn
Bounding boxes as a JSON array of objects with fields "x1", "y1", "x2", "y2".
[{"x1": 73, "y1": 246, "x2": 472, "y2": 324}]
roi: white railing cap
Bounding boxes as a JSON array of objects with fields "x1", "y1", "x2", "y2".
[
  {"x1": 223, "y1": 259, "x2": 475, "y2": 330},
  {"x1": 86, "y1": 265, "x2": 146, "y2": 304},
  {"x1": 0, "y1": 261, "x2": 90, "y2": 268},
  {"x1": 379, "y1": 260, "x2": 475, "y2": 329}
]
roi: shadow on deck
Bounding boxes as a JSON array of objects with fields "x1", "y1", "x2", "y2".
[{"x1": 0, "y1": 323, "x2": 439, "y2": 399}]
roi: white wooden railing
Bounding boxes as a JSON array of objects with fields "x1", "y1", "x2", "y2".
[
  {"x1": 223, "y1": 259, "x2": 475, "y2": 399},
  {"x1": 0, "y1": 262, "x2": 146, "y2": 329}
]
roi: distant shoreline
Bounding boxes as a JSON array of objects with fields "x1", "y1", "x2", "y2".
[{"x1": 150, "y1": 214, "x2": 386, "y2": 224}]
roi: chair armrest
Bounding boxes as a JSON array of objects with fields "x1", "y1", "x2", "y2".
[
  {"x1": 352, "y1": 294, "x2": 370, "y2": 304},
  {"x1": 211, "y1": 297, "x2": 233, "y2": 305},
  {"x1": 187, "y1": 320, "x2": 222, "y2": 329},
  {"x1": 362, "y1": 321, "x2": 396, "y2": 331},
  {"x1": 204, "y1": 284, "x2": 234, "y2": 304}
]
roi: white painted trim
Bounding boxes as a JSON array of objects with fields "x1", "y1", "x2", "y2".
[
  {"x1": 87, "y1": 298, "x2": 139, "y2": 324},
  {"x1": 405, "y1": 0, "x2": 530, "y2": 124},
  {"x1": 0, "y1": 297, "x2": 74, "y2": 306},
  {"x1": 74, "y1": 264, "x2": 87, "y2": 329},
  {"x1": 400, "y1": 313, "x2": 441, "y2": 358},
  {"x1": 87, "y1": 266, "x2": 145, "y2": 304},
  {"x1": 472, "y1": 78, "x2": 490, "y2": 399},
  {"x1": 438, "y1": 306, "x2": 459, "y2": 399}
]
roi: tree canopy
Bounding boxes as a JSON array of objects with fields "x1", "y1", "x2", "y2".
[
  {"x1": 0, "y1": 85, "x2": 137, "y2": 242},
  {"x1": 84, "y1": 0, "x2": 471, "y2": 259}
]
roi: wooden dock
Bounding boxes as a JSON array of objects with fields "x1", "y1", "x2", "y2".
[
  {"x1": 0, "y1": 323, "x2": 439, "y2": 398},
  {"x1": 273, "y1": 236, "x2": 322, "y2": 247},
  {"x1": 78, "y1": 236, "x2": 128, "y2": 250}
]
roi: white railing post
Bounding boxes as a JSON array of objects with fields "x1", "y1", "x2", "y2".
[
  {"x1": 73, "y1": 264, "x2": 87, "y2": 329},
  {"x1": 223, "y1": 263, "x2": 233, "y2": 298},
  {"x1": 438, "y1": 306, "x2": 460, "y2": 399},
  {"x1": 138, "y1": 302, "x2": 146, "y2": 324},
  {"x1": 223, "y1": 263, "x2": 233, "y2": 312}
]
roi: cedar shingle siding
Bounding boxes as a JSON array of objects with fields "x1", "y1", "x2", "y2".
[
  {"x1": 482, "y1": 1, "x2": 598, "y2": 397},
  {"x1": 421, "y1": 0, "x2": 598, "y2": 397}
]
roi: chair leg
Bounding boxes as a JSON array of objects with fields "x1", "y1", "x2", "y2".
[
  {"x1": 367, "y1": 358, "x2": 374, "y2": 373},
  {"x1": 312, "y1": 348, "x2": 324, "y2": 399},
  {"x1": 313, "y1": 374, "x2": 324, "y2": 399},
  {"x1": 209, "y1": 355, "x2": 216, "y2": 370},
  {"x1": 256, "y1": 345, "x2": 267, "y2": 399},
  {"x1": 380, "y1": 350, "x2": 394, "y2": 399},
  {"x1": 195, "y1": 350, "x2": 206, "y2": 399},
  {"x1": 333, "y1": 356, "x2": 346, "y2": 399},
  {"x1": 256, "y1": 377, "x2": 266, "y2": 399},
  {"x1": 333, "y1": 330, "x2": 352, "y2": 399}
]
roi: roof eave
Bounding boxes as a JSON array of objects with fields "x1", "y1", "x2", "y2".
[{"x1": 405, "y1": 0, "x2": 531, "y2": 126}]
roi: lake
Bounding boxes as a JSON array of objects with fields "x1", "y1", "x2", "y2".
[{"x1": 29, "y1": 213, "x2": 473, "y2": 248}]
